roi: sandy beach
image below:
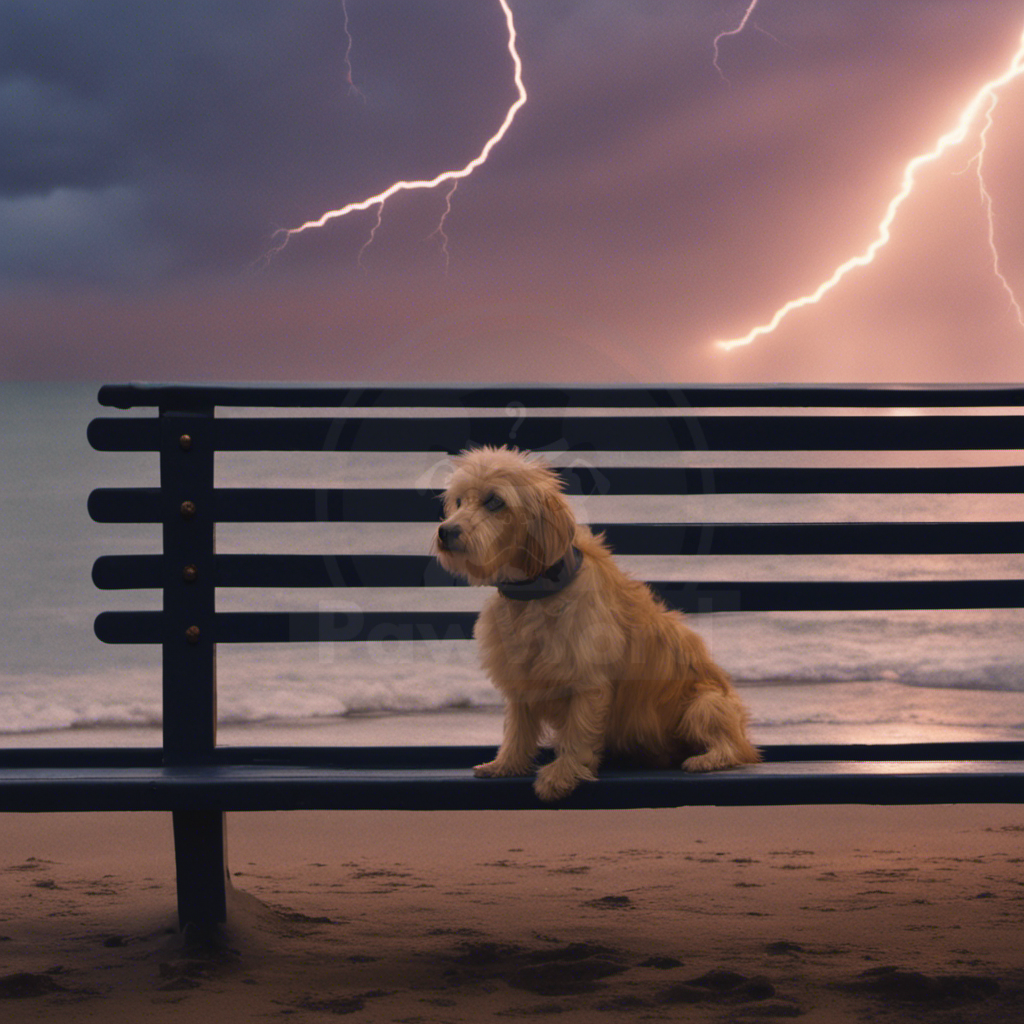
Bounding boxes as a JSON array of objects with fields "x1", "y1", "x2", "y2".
[{"x1": 2, "y1": 804, "x2": 1023, "y2": 1022}]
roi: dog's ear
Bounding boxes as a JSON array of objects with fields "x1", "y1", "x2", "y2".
[{"x1": 517, "y1": 490, "x2": 576, "y2": 577}]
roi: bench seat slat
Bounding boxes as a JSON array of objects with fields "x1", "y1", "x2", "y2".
[
  {"x1": 88, "y1": 415, "x2": 1024, "y2": 453},
  {"x1": 3, "y1": 742, "x2": 1023, "y2": 769},
  {"x1": 3, "y1": 761, "x2": 1023, "y2": 812},
  {"x1": 8, "y1": 741, "x2": 1024, "y2": 769}
]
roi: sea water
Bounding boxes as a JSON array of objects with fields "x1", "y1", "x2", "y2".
[{"x1": 2, "y1": 381, "x2": 1023, "y2": 747}]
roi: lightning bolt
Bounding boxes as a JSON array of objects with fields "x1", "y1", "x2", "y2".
[
  {"x1": 340, "y1": 0, "x2": 366, "y2": 103},
  {"x1": 713, "y1": 0, "x2": 763, "y2": 82},
  {"x1": 262, "y1": 0, "x2": 525, "y2": 266},
  {"x1": 357, "y1": 201, "x2": 384, "y2": 271},
  {"x1": 717, "y1": 21, "x2": 1024, "y2": 352},
  {"x1": 427, "y1": 181, "x2": 459, "y2": 272},
  {"x1": 971, "y1": 93, "x2": 1024, "y2": 327}
]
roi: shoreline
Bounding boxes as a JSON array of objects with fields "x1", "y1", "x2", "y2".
[
  {"x1": 0, "y1": 707, "x2": 506, "y2": 750},
  {"x1": 4, "y1": 676, "x2": 1024, "y2": 748}
]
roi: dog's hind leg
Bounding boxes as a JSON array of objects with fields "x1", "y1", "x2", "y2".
[
  {"x1": 533, "y1": 683, "x2": 609, "y2": 801},
  {"x1": 474, "y1": 698, "x2": 543, "y2": 778},
  {"x1": 678, "y1": 688, "x2": 760, "y2": 773}
]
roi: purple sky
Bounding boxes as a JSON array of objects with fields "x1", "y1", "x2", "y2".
[{"x1": 3, "y1": 0, "x2": 1024, "y2": 383}]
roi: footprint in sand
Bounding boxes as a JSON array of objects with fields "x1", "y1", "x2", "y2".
[
  {"x1": 844, "y1": 965, "x2": 1000, "y2": 1005},
  {"x1": 583, "y1": 894, "x2": 632, "y2": 909},
  {"x1": 446, "y1": 940, "x2": 628, "y2": 996},
  {"x1": 0, "y1": 972, "x2": 69, "y2": 999}
]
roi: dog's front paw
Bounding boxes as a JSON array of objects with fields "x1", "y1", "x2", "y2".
[
  {"x1": 533, "y1": 759, "x2": 596, "y2": 802},
  {"x1": 474, "y1": 758, "x2": 530, "y2": 778}
]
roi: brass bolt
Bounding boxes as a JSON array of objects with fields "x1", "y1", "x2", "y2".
[
  {"x1": 179, "y1": 434, "x2": 193, "y2": 451},
  {"x1": 180, "y1": 500, "x2": 197, "y2": 519},
  {"x1": 182, "y1": 564, "x2": 198, "y2": 583},
  {"x1": 185, "y1": 625, "x2": 201, "y2": 645}
]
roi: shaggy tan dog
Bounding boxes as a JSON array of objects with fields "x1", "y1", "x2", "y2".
[{"x1": 435, "y1": 446, "x2": 759, "y2": 801}]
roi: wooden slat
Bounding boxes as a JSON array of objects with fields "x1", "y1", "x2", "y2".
[
  {"x1": 211, "y1": 740, "x2": 1024, "y2": 768},
  {"x1": 641, "y1": 465, "x2": 1024, "y2": 495},
  {"x1": 93, "y1": 555, "x2": 160, "y2": 590},
  {"x1": 214, "y1": 488, "x2": 442, "y2": 523},
  {"x1": 2, "y1": 760, "x2": 1024, "y2": 812},
  {"x1": 86, "y1": 467, "x2": 1024, "y2": 523},
  {"x1": 88, "y1": 487, "x2": 162, "y2": 523},
  {"x1": 91, "y1": 524, "x2": 1024, "y2": 590},
  {"x1": 87, "y1": 412, "x2": 1024, "y2": 454},
  {"x1": 93, "y1": 553, "x2": 463, "y2": 589},
  {"x1": 209, "y1": 415, "x2": 1024, "y2": 452},
  {"x1": 0, "y1": 748, "x2": 165, "y2": 768},
  {"x1": 89, "y1": 486, "x2": 443, "y2": 524},
  {"x1": 94, "y1": 578, "x2": 1024, "y2": 644},
  {"x1": 97, "y1": 382, "x2": 1024, "y2": 409},
  {"x1": 647, "y1": 579, "x2": 1024, "y2": 613},
  {"x1": 5, "y1": 742, "x2": 1024, "y2": 770},
  {"x1": 94, "y1": 610, "x2": 480, "y2": 644},
  {"x1": 602, "y1": 522, "x2": 1024, "y2": 557},
  {"x1": 88, "y1": 416, "x2": 160, "y2": 452},
  {"x1": 215, "y1": 611, "x2": 479, "y2": 643}
]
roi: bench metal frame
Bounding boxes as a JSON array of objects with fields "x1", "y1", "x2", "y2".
[{"x1": 2, "y1": 383, "x2": 1022, "y2": 931}]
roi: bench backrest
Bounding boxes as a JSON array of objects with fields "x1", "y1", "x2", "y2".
[{"x1": 88, "y1": 383, "x2": 1024, "y2": 761}]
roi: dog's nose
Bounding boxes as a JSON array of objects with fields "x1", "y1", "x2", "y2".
[{"x1": 437, "y1": 523, "x2": 462, "y2": 549}]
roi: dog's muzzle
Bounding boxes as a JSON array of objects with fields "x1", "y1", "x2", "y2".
[{"x1": 437, "y1": 523, "x2": 463, "y2": 552}]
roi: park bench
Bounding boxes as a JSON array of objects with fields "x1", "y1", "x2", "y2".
[{"x1": 1, "y1": 382, "x2": 1023, "y2": 933}]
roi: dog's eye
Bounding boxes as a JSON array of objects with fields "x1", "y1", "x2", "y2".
[
  {"x1": 454, "y1": 497, "x2": 462, "y2": 509},
  {"x1": 483, "y1": 492, "x2": 505, "y2": 512}
]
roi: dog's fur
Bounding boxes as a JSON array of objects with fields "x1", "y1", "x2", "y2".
[{"x1": 434, "y1": 446, "x2": 760, "y2": 801}]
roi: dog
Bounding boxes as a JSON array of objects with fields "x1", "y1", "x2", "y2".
[{"x1": 434, "y1": 445, "x2": 760, "y2": 801}]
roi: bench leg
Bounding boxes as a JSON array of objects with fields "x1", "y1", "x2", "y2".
[{"x1": 172, "y1": 809, "x2": 229, "y2": 932}]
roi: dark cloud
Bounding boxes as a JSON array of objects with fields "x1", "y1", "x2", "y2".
[
  {"x1": 2, "y1": 0, "x2": 1024, "y2": 380},
  {"x1": 0, "y1": 0, "x2": 522, "y2": 276}
]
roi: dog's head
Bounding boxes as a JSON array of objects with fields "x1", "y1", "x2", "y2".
[{"x1": 434, "y1": 446, "x2": 576, "y2": 586}]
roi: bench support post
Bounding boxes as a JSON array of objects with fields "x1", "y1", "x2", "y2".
[
  {"x1": 160, "y1": 404, "x2": 227, "y2": 930},
  {"x1": 173, "y1": 810, "x2": 229, "y2": 931}
]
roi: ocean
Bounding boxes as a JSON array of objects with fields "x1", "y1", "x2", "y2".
[{"x1": 2, "y1": 381, "x2": 1023, "y2": 748}]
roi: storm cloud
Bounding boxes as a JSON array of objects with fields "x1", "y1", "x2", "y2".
[{"x1": 2, "y1": 0, "x2": 1024, "y2": 381}]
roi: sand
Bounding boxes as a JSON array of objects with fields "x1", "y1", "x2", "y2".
[{"x1": 2, "y1": 804, "x2": 1023, "y2": 1022}]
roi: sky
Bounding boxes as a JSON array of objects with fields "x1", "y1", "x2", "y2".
[{"x1": 3, "y1": 0, "x2": 1024, "y2": 384}]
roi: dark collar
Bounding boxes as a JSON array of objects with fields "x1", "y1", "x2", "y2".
[{"x1": 496, "y1": 546, "x2": 583, "y2": 602}]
